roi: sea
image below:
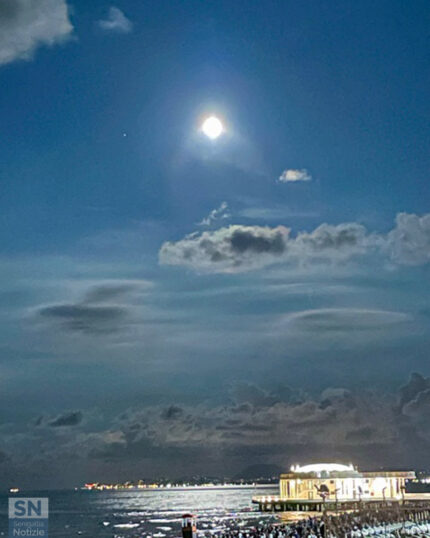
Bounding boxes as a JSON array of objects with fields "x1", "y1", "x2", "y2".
[{"x1": 0, "y1": 485, "x2": 280, "y2": 537}]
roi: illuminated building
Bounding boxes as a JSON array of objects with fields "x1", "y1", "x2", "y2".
[
  {"x1": 280, "y1": 463, "x2": 413, "y2": 501},
  {"x1": 253, "y1": 463, "x2": 416, "y2": 512}
]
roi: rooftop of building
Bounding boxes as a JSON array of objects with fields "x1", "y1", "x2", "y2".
[{"x1": 280, "y1": 463, "x2": 415, "y2": 480}]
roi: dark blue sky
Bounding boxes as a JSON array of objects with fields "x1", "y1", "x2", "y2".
[{"x1": 0, "y1": 0, "x2": 429, "y2": 488}]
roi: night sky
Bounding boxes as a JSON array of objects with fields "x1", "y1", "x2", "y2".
[{"x1": 1, "y1": 0, "x2": 430, "y2": 489}]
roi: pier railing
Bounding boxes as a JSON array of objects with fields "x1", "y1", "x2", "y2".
[{"x1": 252, "y1": 494, "x2": 430, "y2": 513}]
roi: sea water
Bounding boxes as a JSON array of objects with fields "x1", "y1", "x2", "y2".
[{"x1": 0, "y1": 486, "x2": 278, "y2": 537}]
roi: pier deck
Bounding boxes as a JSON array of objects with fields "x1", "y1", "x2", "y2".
[{"x1": 252, "y1": 493, "x2": 430, "y2": 513}]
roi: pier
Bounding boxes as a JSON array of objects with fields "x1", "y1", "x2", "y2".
[
  {"x1": 252, "y1": 494, "x2": 430, "y2": 513},
  {"x1": 252, "y1": 463, "x2": 425, "y2": 513}
]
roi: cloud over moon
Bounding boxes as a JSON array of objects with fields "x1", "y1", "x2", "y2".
[
  {"x1": 97, "y1": 7, "x2": 133, "y2": 34},
  {"x1": 0, "y1": 0, "x2": 73, "y2": 66},
  {"x1": 278, "y1": 169, "x2": 312, "y2": 182}
]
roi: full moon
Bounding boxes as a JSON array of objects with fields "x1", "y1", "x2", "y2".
[{"x1": 201, "y1": 116, "x2": 223, "y2": 139}]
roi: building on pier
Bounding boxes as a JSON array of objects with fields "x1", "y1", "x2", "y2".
[
  {"x1": 280, "y1": 463, "x2": 413, "y2": 501},
  {"x1": 253, "y1": 463, "x2": 416, "y2": 512}
]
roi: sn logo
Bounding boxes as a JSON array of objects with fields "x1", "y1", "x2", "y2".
[{"x1": 9, "y1": 498, "x2": 49, "y2": 519}]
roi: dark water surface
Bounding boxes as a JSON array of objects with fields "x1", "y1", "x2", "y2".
[{"x1": 0, "y1": 486, "x2": 278, "y2": 537}]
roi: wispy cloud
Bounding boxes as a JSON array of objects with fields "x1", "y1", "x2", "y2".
[
  {"x1": 0, "y1": 0, "x2": 73, "y2": 66},
  {"x1": 239, "y1": 206, "x2": 317, "y2": 220},
  {"x1": 198, "y1": 201, "x2": 230, "y2": 226},
  {"x1": 284, "y1": 308, "x2": 411, "y2": 332},
  {"x1": 98, "y1": 7, "x2": 133, "y2": 34},
  {"x1": 33, "y1": 280, "x2": 148, "y2": 335},
  {"x1": 37, "y1": 303, "x2": 128, "y2": 334},
  {"x1": 278, "y1": 168, "x2": 312, "y2": 183}
]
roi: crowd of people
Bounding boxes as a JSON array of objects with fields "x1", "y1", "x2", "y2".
[
  {"x1": 215, "y1": 506, "x2": 430, "y2": 538},
  {"x1": 325, "y1": 506, "x2": 430, "y2": 538}
]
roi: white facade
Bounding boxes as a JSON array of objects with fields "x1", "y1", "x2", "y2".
[{"x1": 279, "y1": 463, "x2": 415, "y2": 501}]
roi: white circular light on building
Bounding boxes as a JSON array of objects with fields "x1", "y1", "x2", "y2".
[
  {"x1": 201, "y1": 116, "x2": 224, "y2": 139},
  {"x1": 292, "y1": 463, "x2": 355, "y2": 474}
]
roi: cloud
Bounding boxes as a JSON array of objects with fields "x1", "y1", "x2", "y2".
[
  {"x1": 161, "y1": 405, "x2": 185, "y2": 420},
  {"x1": 230, "y1": 382, "x2": 280, "y2": 407},
  {"x1": 107, "y1": 373, "x2": 430, "y2": 469},
  {"x1": 93, "y1": 386, "x2": 399, "y2": 464},
  {"x1": 159, "y1": 225, "x2": 290, "y2": 273},
  {"x1": 33, "y1": 280, "x2": 148, "y2": 334},
  {"x1": 0, "y1": 0, "x2": 73, "y2": 66},
  {"x1": 48, "y1": 411, "x2": 83, "y2": 427},
  {"x1": 387, "y1": 213, "x2": 430, "y2": 266},
  {"x1": 239, "y1": 206, "x2": 317, "y2": 220},
  {"x1": 160, "y1": 213, "x2": 430, "y2": 274},
  {"x1": 198, "y1": 201, "x2": 230, "y2": 226},
  {"x1": 159, "y1": 221, "x2": 377, "y2": 273},
  {"x1": 320, "y1": 388, "x2": 354, "y2": 409},
  {"x1": 98, "y1": 7, "x2": 133, "y2": 33},
  {"x1": 285, "y1": 308, "x2": 411, "y2": 332},
  {"x1": 397, "y1": 372, "x2": 430, "y2": 414},
  {"x1": 295, "y1": 223, "x2": 372, "y2": 254},
  {"x1": 278, "y1": 169, "x2": 312, "y2": 183},
  {"x1": 82, "y1": 280, "x2": 150, "y2": 304},
  {"x1": 402, "y1": 389, "x2": 430, "y2": 418},
  {"x1": 86, "y1": 430, "x2": 128, "y2": 460},
  {"x1": 5, "y1": 373, "x2": 430, "y2": 484},
  {"x1": 396, "y1": 373, "x2": 430, "y2": 444},
  {"x1": 37, "y1": 303, "x2": 127, "y2": 334}
]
